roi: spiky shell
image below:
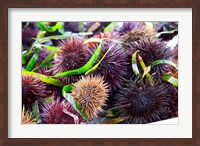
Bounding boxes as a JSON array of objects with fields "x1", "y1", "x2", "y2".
[
  {"x1": 88, "y1": 42, "x2": 128, "y2": 92},
  {"x1": 126, "y1": 37, "x2": 173, "y2": 81},
  {"x1": 52, "y1": 37, "x2": 91, "y2": 84},
  {"x1": 22, "y1": 75, "x2": 51, "y2": 109},
  {"x1": 40, "y1": 99, "x2": 85, "y2": 124},
  {"x1": 71, "y1": 75, "x2": 109, "y2": 119},
  {"x1": 114, "y1": 80, "x2": 172, "y2": 124},
  {"x1": 116, "y1": 22, "x2": 153, "y2": 47},
  {"x1": 116, "y1": 22, "x2": 145, "y2": 35}
]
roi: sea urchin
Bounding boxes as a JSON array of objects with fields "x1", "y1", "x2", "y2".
[
  {"x1": 22, "y1": 75, "x2": 51, "y2": 109},
  {"x1": 126, "y1": 37, "x2": 173, "y2": 81},
  {"x1": 88, "y1": 42, "x2": 128, "y2": 92},
  {"x1": 114, "y1": 80, "x2": 171, "y2": 124},
  {"x1": 53, "y1": 37, "x2": 91, "y2": 84},
  {"x1": 71, "y1": 75, "x2": 109, "y2": 119},
  {"x1": 40, "y1": 99, "x2": 85, "y2": 124}
]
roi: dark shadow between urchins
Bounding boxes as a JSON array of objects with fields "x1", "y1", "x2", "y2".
[
  {"x1": 22, "y1": 75, "x2": 52, "y2": 110},
  {"x1": 88, "y1": 41, "x2": 128, "y2": 94},
  {"x1": 52, "y1": 36, "x2": 91, "y2": 85},
  {"x1": 113, "y1": 79, "x2": 172, "y2": 124},
  {"x1": 40, "y1": 98, "x2": 85, "y2": 124},
  {"x1": 126, "y1": 37, "x2": 174, "y2": 82}
]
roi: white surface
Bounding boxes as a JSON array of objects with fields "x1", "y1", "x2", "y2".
[{"x1": 8, "y1": 8, "x2": 192, "y2": 138}]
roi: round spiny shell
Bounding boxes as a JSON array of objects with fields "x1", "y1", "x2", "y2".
[
  {"x1": 53, "y1": 37, "x2": 91, "y2": 84},
  {"x1": 71, "y1": 75, "x2": 109, "y2": 119},
  {"x1": 40, "y1": 99, "x2": 85, "y2": 124},
  {"x1": 22, "y1": 75, "x2": 50, "y2": 109},
  {"x1": 116, "y1": 22, "x2": 153, "y2": 46},
  {"x1": 88, "y1": 42, "x2": 128, "y2": 92},
  {"x1": 114, "y1": 80, "x2": 172, "y2": 124},
  {"x1": 126, "y1": 37, "x2": 173, "y2": 81},
  {"x1": 116, "y1": 22, "x2": 145, "y2": 35}
]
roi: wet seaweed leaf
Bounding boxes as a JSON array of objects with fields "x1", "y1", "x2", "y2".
[
  {"x1": 34, "y1": 33, "x2": 93, "y2": 45},
  {"x1": 132, "y1": 50, "x2": 140, "y2": 76},
  {"x1": 32, "y1": 101, "x2": 41, "y2": 123},
  {"x1": 162, "y1": 73, "x2": 178, "y2": 87},
  {"x1": 36, "y1": 31, "x2": 46, "y2": 39},
  {"x1": 22, "y1": 70, "x2": 63, "y2": 87},
  {"x1": 25, "y1": 48, "x2": 41, "y2": 71},
  {"x1": 37, "y1": 22, "x2": 62, "y2": 33},
  {"x1": 138, "y1": 55, "x2": 154, "y2": 86},
  {"x1": 156, "y1": 29, "x2": 178, "y2": 37},
  {"x1": 22, "y1": 48, "x2": 33, "y2": 65},
  {"x1": 35, "y1": 35, "x2": 71, "y2": 44},
  {"x1": 106, "y1": 108, "x2": 118, "y2": 117},
  {"x1": 62, "y1": 91, "x2": 89, "y2": 122},
  {"x1": 151, "y1": 59, "x2": 178, "y2": 70},
  {"x1": 62, "y1": 84, "x2": 75, "y2": 93},
  {"x1": 54, "y1": 42, "x2": 102, "y2": 77},
  {"x1": 32, "y1": 49, "x2": 58, "y2": 71},
  {"x1": 104, "y1": 22, "x2": 118, "y2": 32}
]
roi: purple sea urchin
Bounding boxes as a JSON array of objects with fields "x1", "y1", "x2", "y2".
[
  {"x1": 116, "y1": 22, "x2": 153, "y2": 43},
  {"x1": 126, "y1": 37, "x2": 173, "y2": 81},
  {"x1": 22, "y1": 75, "x2": 51, "y2": 109},
  {"x1": 88, "y1": 42, "x2": 128, "y2": 92},
  {"x1": 53, "y1": 37, "x2": 91, "y2": 84},
  {"x1": 116, "y1": 22, "x2": 145, "y2": 35},
  {"x1": 40, "y1": 99, "x2": 85, "y2": 124},
  {"x1": 114, "y1": 80, "x2": 171, "y2": 124},
  {"x1": 71, "y1": 75, "x2": 109, "y2": 119}
]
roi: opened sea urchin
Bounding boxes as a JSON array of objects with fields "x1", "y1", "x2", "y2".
[
  {"x1": 53, "y1": 37, "x2": 91, "y2": 84},
  {"x1": 71, "y1": 75, "x2": 109, "y2": 119},
  {"x1": 114, "y1": 80, "x2": 171, "y2": 124}
]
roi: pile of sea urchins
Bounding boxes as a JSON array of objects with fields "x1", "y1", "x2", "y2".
[{"x1": 22, "y1": 22, "x2": 178, "y2": 124}]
